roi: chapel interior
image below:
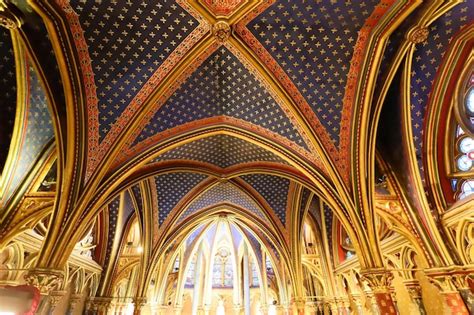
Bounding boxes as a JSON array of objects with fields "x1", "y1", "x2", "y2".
[{"x1": 0, "y1": 0, "x2": 473, "y2": 314}]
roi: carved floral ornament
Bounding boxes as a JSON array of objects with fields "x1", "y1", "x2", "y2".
[
  {"x1": 213, "y1": 21, "x2": 231, "y2": 42},
  {"x1": 408, "y1": 26, "x2": 429, "y2": 44},
  {"x1": 359, "y1": 269, "x2": 394, "y2": 293}
]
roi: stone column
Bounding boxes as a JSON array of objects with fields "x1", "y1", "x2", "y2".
[
  {"x1": 452, "y1": 272, "x2": 474, "y2": 314},
  {"x1": 329, "y1": 300, "x2": 339, "y2": 314},
  {"x1": 360, "y1": 269, "x2": 397, "y2": 315},
  {"x1": 173, "y1": 304, "x2": 183, "y2": 315},
  {"x1": 192, "y1": 249, "x2": 204, "y2": 315},
  {"x1": 341, "y1": 297, "x2": 351, "y2": 314},
  {"x1": 202, "y1": 304, "x2": 212, "y2": 315},
  {"x1": 292, "y1": 298, "x2": 306, "y2": 315},
  {"x1": 49, "y1": 290, "x2": 67, "y2": 312},
  {"x1": 426, "y1": 270, "x2": 470, "y2": 315},
  {"x1": 243, "y1": 244, "x2": 250, "y2": 315},
  {"x1": 155, "y1": 304, "x2": 170, "y2": 315},
  {"x1": 349, "y1": 293, "x2": 363, "y2": 315},
  {"x1": 314, "y1": 300, "x2": 324, "y2": 314},
  {"x1": 69, "y1": 293, "x2": 83, "y2": 313},
  {"x1": 322, "y1": 301, "x2": 331, "y2": 315},
  {"x1": 389, "y1": 286, "x2": 399, "y2": 314},
  {"x1": 259, "y1": 304, "x2": 269, "y2": 315},
  {"x1": 133, "y1": 296, "x2": 147, "y2": 315},
  {"x1": 233, "y1": 304, "x2": 244, "y2": 315},
  {"x1": 276, "y1": 303, "x2": 291, "y2": 315},
  {"x1": 403, "y1": 279, "x2": 426, "y2": 314},
  {"x1": 24, "y1": 268, "x2": 64, "y2": 314}
]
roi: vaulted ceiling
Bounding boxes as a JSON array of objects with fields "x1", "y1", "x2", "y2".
[{"x1": 2, "y1": 0, "x2": 473, "y2": 278}]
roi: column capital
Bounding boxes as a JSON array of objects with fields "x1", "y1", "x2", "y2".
[
  {"x1": 232, "y1": 304, "x2": 244, "y2": 315},
  {"x1": 291, "y1": 297, "x2": 306, "y2": 312},
  {"x1": 49, "y1": 290, "x2": 67, "y2": 310},
  {"x1": 69, "y1": 293, "x2": 83, "y2": 311},
  {"x1": 403, "y1": 279, "x2": 422, "y2": 299},
  {"x1": 24, "y1": 268, "x2": 64, "y2": 295},
  {"x1": 424, "y1": 267, "x2": 472, "y2": 292},
  {"x1": 350, "y1": 292, "x2": 363, "y2": 307},
  {"x1": 133, "y1": 296, "x2": 147, "y2": 314},
  {"x1": 133, "y1": 296, "x2": 147, "y2": 308},
  {"x1": 360, "y1": 268, "x2": 394, "y2": 293},
  {"x1": 86, "y1": 296, "x2": 113, "y2": 312}
]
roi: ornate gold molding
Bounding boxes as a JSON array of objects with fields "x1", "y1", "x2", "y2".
[{"x1": 0, "y1": 1, "x2": 23, "y2": 29}]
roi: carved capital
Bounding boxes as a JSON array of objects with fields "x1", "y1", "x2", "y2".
[
  {"x1": 86, "y1": 296, "x2": 113, "y2": 311},
  {"x1": 360, "y1": 269, "x2": 394, "y2": 293},
  {"x1": 133, "y1": 296, "x2": 147, "y2": 310},
  {"x1": 69, "y1": 293, "x2": 83, "y2": 311},
  {"x1": 49, "y1": 290, "x2": 67, "y2": 309},
  {"x1": 426, "y1": 267, "x2": 474, "y2": 293},
  {"x1": 408, "y1": 27, "x2": 429, "y2": 44},
  {"x1": 427, "y1": 274, "x2": 457, "y2": 293},
  {"x1": 0, "y1": 1, "x2": 23, "y2": 29},
  {"x1": 403, "y1": 279, "x2": 422, "y2": 299},
  {"x1": 291, "y1": 297, "x2": 306, "y2": 311},
  {"x1": 24, "y1": 268, "x2": 64, "y2": 295},
  {"x1": 213, "y1": 21, "x2": 231, "y2": 42}
]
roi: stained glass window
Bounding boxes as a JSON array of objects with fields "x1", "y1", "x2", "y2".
[
  {"x1": 452, "y1": 72, "x2": 474, "y2": 200},
  {"x1": 251, "y1": 260, "x2": 259, "y2": 287},
  {"x1": 185, "y1": 253, "x2": 197, "y2": 287},
  {"x1": 212, "y1": 247, "x2": 233, "y2": 288}
]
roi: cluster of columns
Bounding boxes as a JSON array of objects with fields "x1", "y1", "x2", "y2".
[{"x1": 20, "y1": 265, "x2": 474, "y2": 314}]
